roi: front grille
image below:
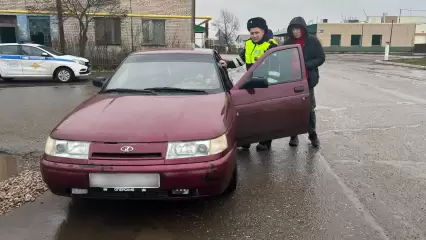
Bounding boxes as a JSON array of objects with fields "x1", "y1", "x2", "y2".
[
  {"x1": 80, "y1": 68, "x2": 91, "y2": 74},
  {"x1": 91, "y1": 152, "x2": 162, "y2": 159},
  {"x1": 76, "y1": 188, "x2": 169, "y2": 199}
]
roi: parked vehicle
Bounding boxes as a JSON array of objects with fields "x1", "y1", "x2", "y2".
[
  {"x1": 0, "y1": 43, "x2": 91, "y2": 82},
  {"x1": 40, "y1": 46, "x2": 310, "y2": 200}
]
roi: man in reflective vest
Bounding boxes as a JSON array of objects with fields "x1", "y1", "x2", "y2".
[
  {"x1": 220, "y1": 17, "x2": 278, "y2": 151},
  {"x1": 220, "y1": 17, "x2": 277, "y2": 71}
]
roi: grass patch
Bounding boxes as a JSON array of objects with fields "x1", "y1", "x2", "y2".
[{"x1": 391, "y1": 57, "x2": 426, "y2": 66}]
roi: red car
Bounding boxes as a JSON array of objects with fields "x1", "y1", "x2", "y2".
[{"x1": 41, "y1": 45, "x2": 310, "y2": 200}]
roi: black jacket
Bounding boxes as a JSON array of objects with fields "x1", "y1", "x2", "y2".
[
  {"x1": 226, "y1": 33, "x2": 278, "y2": 70},
  {"x1": 283, "y1": 17, "x2": 325, "y2": 88}
]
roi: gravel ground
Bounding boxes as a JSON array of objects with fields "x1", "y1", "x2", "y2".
[{"x1": 0, "y1": 151, "x2": 48, "y2": 216}]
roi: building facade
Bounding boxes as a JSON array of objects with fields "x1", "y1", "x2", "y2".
[
  {"x1": 276, "y1": 23, "x2": 416, "y2": 53},
  {"x1": 0, "y1": 0, "x2": 193, "y2": 55},
  {"x1": 315, "y1": 23, "x2": 416, "y2": 48},
  {"x1": 366, "y1": 15, "x2": 426, "y2": 44}
]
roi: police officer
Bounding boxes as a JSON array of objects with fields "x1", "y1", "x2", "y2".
[
  {"x1": 220, "y1": 17, "x2": 278, "y2": 151},
  {"x1": 220, "y1": 17, "x2": 277, "y2": 71}
]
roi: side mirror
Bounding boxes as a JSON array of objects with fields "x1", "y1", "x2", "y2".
[
  {"x1": 41, "y1": 52, "x2": 49, "y2": 57},
  {"x1": 239, "y1": 76, "x2": 269, "y2": 90},
  {"x1": 92, "y1": 77, "x2": 106, "y2": 87}
]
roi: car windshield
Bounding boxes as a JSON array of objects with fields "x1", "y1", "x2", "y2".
[
  {"x1": 38, "y1": 45, "x2": 64, "y2": 56},
  {"x1": 104, "y1": 53, "x2": 223, "y2": 94}
]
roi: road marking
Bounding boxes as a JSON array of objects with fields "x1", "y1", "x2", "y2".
[
  {"x1": 311, "y1": 143, "x2": 390, "y2": 240},
  {"x1": 318, "y1": 124, "x2": 422, "y2": 135},
  {"x1": 375, "y1": 87, "x2": 426, "y2": 105}
]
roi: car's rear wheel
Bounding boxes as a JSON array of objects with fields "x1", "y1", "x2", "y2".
[
  {"x1": 223, "y1": 167, "x2": 237, "y2": 194},
  {"x1": 2, "y1": 77, "x2": 13, "y2": 82},
  {"x1": 54, "y1": 67, "x2": 74, "y2": 83}
]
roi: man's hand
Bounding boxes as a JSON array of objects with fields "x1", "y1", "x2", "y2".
[{"x1": 219, "y1": 60, "x2": 227, "y2": 68}]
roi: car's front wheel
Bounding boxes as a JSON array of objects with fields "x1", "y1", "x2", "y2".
[
  {"x1": 223, "y1": 167, "x2": 237, "y2": 194},
  {"x1": 1, "y1": 76, "x2": 13, "y2": 82},
  {"x1": 54, "y1": 67, "x2": 74, "y2": 83}
]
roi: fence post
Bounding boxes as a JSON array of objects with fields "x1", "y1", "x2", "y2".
[{"x1": 384, "y1": 42, "x2": 390, "y2": 61}]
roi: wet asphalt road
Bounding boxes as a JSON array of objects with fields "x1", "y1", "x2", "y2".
[{"x1": 1, "y1": 54, "x2": 426, "y2": 240}]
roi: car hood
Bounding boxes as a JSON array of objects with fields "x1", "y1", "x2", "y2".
[
  {"x1": 51, "y1": 93, "x2": 232, "y2": 143},
  {"x1": 57, "y1": 55, "x2": 89, "y2": 62}
]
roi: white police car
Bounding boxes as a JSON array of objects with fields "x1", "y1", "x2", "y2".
[{"x1": 0, "y1": 43, "x2": 91, "y2": 82}]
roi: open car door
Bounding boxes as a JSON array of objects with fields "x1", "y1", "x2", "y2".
[{"x1": 230, "y1": 45, "x2": 311, "y2": 146}]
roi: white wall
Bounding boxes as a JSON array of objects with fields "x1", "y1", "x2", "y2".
[
  {"x1": 415, "y1": 24, "x2": 426, "y2": 44},
  {"x1": 399, "y1": 16, "x2": 426, "y2": 24}
]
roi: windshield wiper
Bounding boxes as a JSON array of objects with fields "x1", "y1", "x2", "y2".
[
  {"x1": 144, "y1": 87, "x2": 208, "y2": 94},
  {"x1": 102, "y1": 88, "x2": 157, "y2": 95}
]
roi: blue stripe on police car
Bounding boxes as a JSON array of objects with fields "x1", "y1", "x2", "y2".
[{"x1": 0, "y1": 55, "x2": 74, "y2": 62}]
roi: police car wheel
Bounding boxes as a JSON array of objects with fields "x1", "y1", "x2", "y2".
[{"x1": 55, "y1": 67, "x2": 74, "y2": 82}]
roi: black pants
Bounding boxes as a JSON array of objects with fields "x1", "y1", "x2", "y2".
[{"x1": 259, "y1": 88, "x2": 316, "y2": 146}]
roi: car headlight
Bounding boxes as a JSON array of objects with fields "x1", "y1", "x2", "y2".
[
  {"x1": 73, "y1": 59, "x2": 86, "y2": 65},
  {"x1": 166, "y1": 134, "x2": 228, "y2": 159},
  {"x1": 44, "y1": 136, "x2": 90, "y2": 159}
]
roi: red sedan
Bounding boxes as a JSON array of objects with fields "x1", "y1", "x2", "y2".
[{"x1": 41, "y1": 45, "x2": 310, "y2": 200}]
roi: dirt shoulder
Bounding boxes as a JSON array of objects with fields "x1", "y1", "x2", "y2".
[
  {"x1": 0, "y1": 151, "x2": 48, "y2": 216},
  {"x1": 391, "y1": 57, "x2": 426, "y2": 66}
]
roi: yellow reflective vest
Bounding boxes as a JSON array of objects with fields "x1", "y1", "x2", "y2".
[{"x1": 245, "y1": 38, "x2": 278, "y2": 64}]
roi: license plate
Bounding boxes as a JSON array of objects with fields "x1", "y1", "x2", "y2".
[{"x1": 89, "y1": 173, "x2": 160, "y2": 188}]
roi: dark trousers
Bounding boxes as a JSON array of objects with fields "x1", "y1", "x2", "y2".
[{"x1": 259, "y1": 88, "x2": 316, "y2": 146}]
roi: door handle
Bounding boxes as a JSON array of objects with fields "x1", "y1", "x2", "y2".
[{"x1": 294, "y1": 86, "x2": 304, "y2": 93}]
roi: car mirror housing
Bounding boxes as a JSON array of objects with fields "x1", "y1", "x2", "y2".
[
  {"x1": 239, "y1": 76, "x2": 269, "y2": 90},
  {"x1": 92, "y1": 77, "x2": 106, "y2": 87}
]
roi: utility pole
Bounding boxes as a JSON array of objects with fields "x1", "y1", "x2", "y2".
[
  {"x1": 130, "y1": 0, "x2": 134, "y2": 51},
  {"x1": 191, "y1": 0, "x2": 195, "y2": 48},
  {"x1": 389, "y1": 20, "x2": 394, "y2": 46},
  {"x1": 56, "y1": 0, "x2": 65, "y2": 53}
]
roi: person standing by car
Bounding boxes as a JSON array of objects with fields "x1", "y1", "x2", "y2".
[
  {"x1": 220, "y1": 17, "x2": 277, "y2": 71},
  {"x1": 258, "y1": 16, "x2": 325, "y2": 149},
  {"x1": 219, "y1": 17, "x2": 278, "y2": 150}
]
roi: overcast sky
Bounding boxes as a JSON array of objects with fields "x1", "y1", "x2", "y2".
[{"x1": 196, "y1": 0, "x2": 425, "y2": 34}]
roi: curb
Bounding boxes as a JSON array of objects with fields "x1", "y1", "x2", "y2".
[
  {"x1": 374, "y1": 60, "x2": 426, "y2": 70},
  {"x1": 0, "y1": 154, "x2": 18, "y2": 182}
]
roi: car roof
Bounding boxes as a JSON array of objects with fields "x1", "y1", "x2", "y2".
[
  {"x1": 0, "y1": 43, "x2": 43, "y2": 47},
  {"x1": 131, "y1": 48, "x2": 215, "y2": 56}
]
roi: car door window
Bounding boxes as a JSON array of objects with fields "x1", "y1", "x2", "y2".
[
  {"x1": 0, "y1": 45, "x2": 20, "y2": 55},
  {"x1": 21, "y1": 46, "x2": 45, "y2": 56},
  {"x1": 252, "y1": 47, "x2": 303, "y2": 85},
  {"x1": 217, "y1": 64, "x2": 233, "y2": 91}
]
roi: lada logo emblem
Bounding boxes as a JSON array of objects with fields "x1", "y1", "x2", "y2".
[{"x1": 120, "y1": 146, "x2": 134, "y2": 152}]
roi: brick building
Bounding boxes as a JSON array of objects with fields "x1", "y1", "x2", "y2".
[{"x1": 0, "y1": 0, "x2": 197, "y2": 55}]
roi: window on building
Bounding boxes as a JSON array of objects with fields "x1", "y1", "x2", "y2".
[
  {"x1": 351, "y1": 35, "x2": 361, "y2": 46},
  {"x1": 93, "y1": 0, "x2": 119, "y2": 7},
  {"x1": 94, "y1": 17, "x2": 122, "y2": 45},
  {"x1": 142, "y1": 19, "x2": 166, "y2": 45},
  {"x1": 330, "y1": 34, "x2": 341, "y2": 46},
  {"x1": 372, "y1": 35, "x2": 382, "y2": 46}
]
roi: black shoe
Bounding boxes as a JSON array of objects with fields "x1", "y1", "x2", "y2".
[
  {"x1": 289, "y1": 136, "x2": 299, "y2": 147},
  {"x1": 256, "y1": 143, "x2": 271, "y2": 151},
  {"x1": 309, "y1": 132, "x2": 320, "y2": 148},
  {"x1": 241, "y1": 144, "x2": 251, "y2": 150}
]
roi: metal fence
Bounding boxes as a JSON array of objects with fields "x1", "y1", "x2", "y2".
[{"x1": 413, "y1": 44, "x2": 426, "y2": 54}]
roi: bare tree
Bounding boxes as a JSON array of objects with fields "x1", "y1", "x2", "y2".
[
  {"x1": 212, "y1": 9, "x2": 240, "y2": 48},
  {"x1": 27, "y1": 0, "x2": 127, "y2": 56}
]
